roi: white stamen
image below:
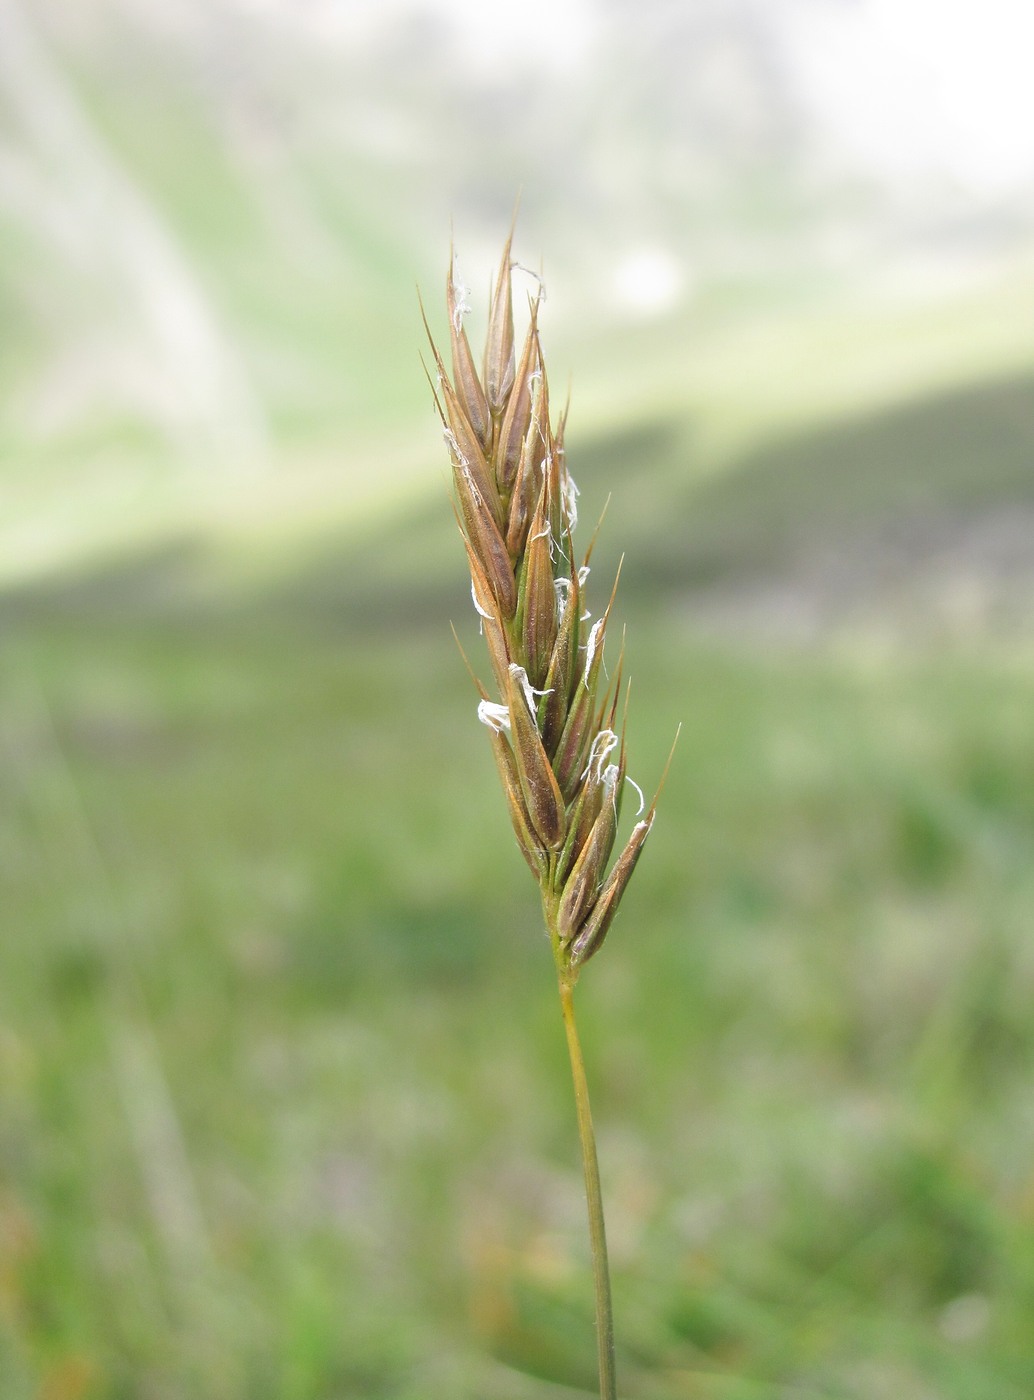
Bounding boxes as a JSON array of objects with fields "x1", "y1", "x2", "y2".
[
  {"x1": 471, "y1": 582, "x2": 493, "y2": 620},
  {"x1": 478, "y1": 700, "x2": 510, "y2": 732},
  {"x1": 561, "y1": 471, "x2": 580, "y2": 533},
  {"x1": 443, "y1": 426, "x2": 465, "y2": 466},
  {"x1": 513, "y1": 263, "x2": 546, "y2": 303},
  {"x1": 509, "y1": 663, "x2": 552, "y2": 716},
  {"x1": 554, "y1": 577, "x2": 572, "y2": 614},
  {"x1": 583, "y1": 618, "x2": 605, "y2": 685},
  {"x1": 578, "y1": 566, "x2": 592, "y2": 620},
  {"x1": 458, "y1": 460, "x2": 484, "y2": 509},
  {"x1": 624, "y1": 775, "x2": 646, "y2": 817},
  {"x1": 583, "y1": 729, "x2": 619, "y2": 782},
  {"x1": 450, "y1": 259, "x2": 471, "y2": 333}
]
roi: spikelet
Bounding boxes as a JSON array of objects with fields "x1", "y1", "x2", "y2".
[{"x1": 428, "y1": 235, "x2": 671, "y2": 979}]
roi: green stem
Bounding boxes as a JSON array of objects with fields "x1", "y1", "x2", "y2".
[{"x1": 558, "y1": 974, "x2": 617, "y2": 1400}]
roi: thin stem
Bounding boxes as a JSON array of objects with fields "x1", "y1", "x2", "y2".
[{"x1": 558, "y1": 975, "x2": 617, "y2": 1400}]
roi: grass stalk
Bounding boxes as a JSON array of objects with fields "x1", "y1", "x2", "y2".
[{"x1": 557, "y1": 971, "x2": 617, "y2": 1400}]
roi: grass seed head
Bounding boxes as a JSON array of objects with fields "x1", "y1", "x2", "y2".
[{"x1": 427, "y1": 231, "x2": 669, "y2": 980}]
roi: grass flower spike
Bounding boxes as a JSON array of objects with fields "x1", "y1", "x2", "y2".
[
  {"x1": 427, "y1": 234, "x2": 668, "y2": 980},
  {"x1": 426, "y1": 230, "x2": 673, "y2": 1400}
]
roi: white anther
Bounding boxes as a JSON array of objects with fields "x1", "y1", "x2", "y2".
[
  {"x1": 458, "y1": 460, "x2": 484, "y2": 509},
  {"x1": 583, "y1": 729, "x2": 619, "y2": 783},
  {"x1": 509, "y1": 664, "x2": 552, "y2": 716},
  {"x1": 561, "y1": 471, "x2": 580, "y2": 532},
  {"x1": 577, "y1": 566, "x2": 592, "y2": 620},
  {"x1": 583, "y1": 618, "x2": 605, "y2": 685},
  {"x1": 471, "y1": 582, "x2": 493, "y2": 620},
  {"x1": 478, "y1": 700, "x2": 510, "y2": 732},
  {"x1": 450, "y1": 259, "x2": 471, "y2": 333},
  {"x1": 443, "y1": 426, "x2": 465, "y2": 466},
  {"x1": 624, "y1": 775, "x2": 646, "y2": 817},
  {"x1": 513, "y1": 263, "x2": 546, "y2": 302}
]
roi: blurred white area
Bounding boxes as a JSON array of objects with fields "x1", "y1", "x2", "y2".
[
  {"x1": 1, "y1": 0, "x2": 1033, "y2": 579},
  {"x1": 611, "y1": 246, "x2": 687, "y2": 318},
  {"x1": 785, "y1": 0, "x2": 1034, "y2": 198},
  {"x1": 6, "y1": 0, "x2": 1031, "y2": 323},
  {"x1": 216, "y1": 0, "x2": 1034, "y2": 198}
]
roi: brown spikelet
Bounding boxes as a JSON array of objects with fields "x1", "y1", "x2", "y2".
[
  {"x1": 436, "y1": 360, "x2": 505, "y2": 531},
  {"x1": 557, "y1": 786, "x2": 619, "y2": 944},
  {"x1": 505, "y1": 664, "x2": 566, "y2": 850},
  {"x1": 447, "y1": 249, "x2": 491, "y2": 450},
  {"x1": 451, "y1": 460, "x2": 517, "y2": 620},
  {"x1": 487, "y1": 725, "x2": 546, "y2": 877},
  {"x1": 540, "y1": 557, "x2": 581, "y2": 755},
  {"x1": 569, "y1": 725, "x2": 681, "y2": 966},
  {"x1": 550, "y1": 569, "x2": 619, "y2": 800},
  {"x1": 520, "y1": 482, "x2": 559, "y2": 691},
  {"x1": 554, "y1": 743, "x2": 605, "y2": 876},
  {"x1": 484, "y1": 232, "x2": 516, "y2": 414},
  {"x1": 459, "y1": 535, "x2": 514, "y2": 695},
  {"x1": 568, "y1": 813, "x2": 652, "y2": 965},
  {"x1": 496, "y1": 305, "x2": 541, "y2": 491}
]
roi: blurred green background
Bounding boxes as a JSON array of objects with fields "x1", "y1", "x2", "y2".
[{"x1": 3, "y1": 2, "x2": 1034, "y2": 1397}]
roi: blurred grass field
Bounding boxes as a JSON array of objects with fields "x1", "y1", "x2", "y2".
[{"x1": 4, "y1": 332, "x2": 1034, "y2": 1397}]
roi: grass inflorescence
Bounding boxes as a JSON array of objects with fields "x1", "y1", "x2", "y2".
[{"x1": 424, "y1": 230, "x2": 672, "y2": 986}]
